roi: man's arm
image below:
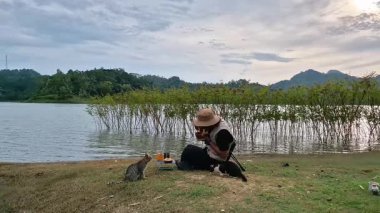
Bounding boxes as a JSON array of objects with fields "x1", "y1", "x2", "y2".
[{"x1": 215, "y1": 129, "x2": 234, "y2": 151}]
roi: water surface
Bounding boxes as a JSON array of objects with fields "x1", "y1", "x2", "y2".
[
  {"x1": 0, "y1": 102, "x2": 187, "y2": 163},
  {"x1": 1, "y1": 102, "x2": 376, "y2": 163}
]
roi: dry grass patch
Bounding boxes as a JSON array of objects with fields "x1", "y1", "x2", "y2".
[{"x1": 1, "y1": 152, "x2": 380, "y2": 212}]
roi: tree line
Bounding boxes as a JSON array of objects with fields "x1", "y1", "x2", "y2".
[{"x1": 0, "y1": 68, "x2": 262, "y2": 102}]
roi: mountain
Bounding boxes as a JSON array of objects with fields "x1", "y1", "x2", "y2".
[{"x1": 270, "y1": 69, "x2": 358, "y2": 90}]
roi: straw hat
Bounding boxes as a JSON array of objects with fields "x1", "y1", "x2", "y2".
[{"x1": 193, "y1": 108, "x2": 221, "y2": 127}]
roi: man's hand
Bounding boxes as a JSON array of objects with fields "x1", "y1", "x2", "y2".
[{"x1": 209, "y1": 142, "x2": 229, "y2": 160}]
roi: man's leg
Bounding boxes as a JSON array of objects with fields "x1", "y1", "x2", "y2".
[{"x1": 176, "y1": 144, "x2": 212, "y2": 170}]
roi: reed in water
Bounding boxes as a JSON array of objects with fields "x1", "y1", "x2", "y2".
[{"x1": 87, "y1": 76, "x2": 380, "y2": 153}]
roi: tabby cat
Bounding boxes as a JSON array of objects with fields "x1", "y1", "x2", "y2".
[
  {"x1": 124, "y1": 153, "x2": 152, "y2": 182},
  {"x1": 210, "y1": 161, "x2": 247, "y2": 182}
]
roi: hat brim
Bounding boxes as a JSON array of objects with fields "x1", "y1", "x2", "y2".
[{"x1": 193, "y1": 116, "x2": 221, "y2": 127}]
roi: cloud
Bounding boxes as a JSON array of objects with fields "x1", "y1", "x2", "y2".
[
  {"x1": 221, "y1": 52, "x2": 294, "y2": 63},
  {"x1": 0, "y1": 0, "x2": 379, "y2": 84},
  {"x1": 160, "y1": 2, "x2": 191, "y2": 15},
  {"x1": 327, "y1": 13, "x2": 380, "y2": 35},
  {"x1": 346, "y1": 59, "x2": 380, "y2": 69},
  {"x1": 342, "y1": 36, "x2": 380, "y2": 52},
  {"x1": 0, "y1": 0, "x2": 194, "y2": 48},
  {"x1": 220, "y1": 59, "x2": 251, "y2": 65},
  {"x1": 251, "y1": 53, "x2": 295, "y2": 63},
  {"x1": 167, "y1": 0, "x2": 193, "y2": 3},
  {"x1": 209, "y1": 39, "x2": 229, "y2": 50},
  {"x1": 0, "y1": 1, "x2": 124, "y2": 47}
]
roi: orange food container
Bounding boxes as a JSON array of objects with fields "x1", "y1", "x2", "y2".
[{"x1": 156, "y1": 153, "x2": 164, "y2": 161}]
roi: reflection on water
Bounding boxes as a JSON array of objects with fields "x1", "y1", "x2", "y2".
[
  {"x1": 86, "y1": 130, "x2": 188, "y2": 159},
  {"x1": 0, "y1": 102, "x2": 191, "y2": 163},
  {"x1": 0, "y1": 102, "x2": 378, "y2": 163}
]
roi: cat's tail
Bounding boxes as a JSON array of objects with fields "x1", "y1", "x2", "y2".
[{"x1": 241, "y1": 174, "x2": 248, "y2": 182}]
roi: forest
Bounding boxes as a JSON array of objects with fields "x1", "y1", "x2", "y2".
[
  {"x1": 0, "y1": 68, "x2": 148, "y2": 102},
  {"x1": 0, "y1": 68, "x2": 260, "y2": 102}
]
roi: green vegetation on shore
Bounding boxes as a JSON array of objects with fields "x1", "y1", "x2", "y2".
[
  {"x1": 0, "y1": 68, "x2": 261, "y2": 102},
  {"x1": 0, "y1": 68, "x2": 151, "y2": 102},
  {"x1": 1, "y1": 152, "x2": 379, "y2": 212},
  {"x1": 3, "y1": 68, "x2": 379, "y2": 104}
]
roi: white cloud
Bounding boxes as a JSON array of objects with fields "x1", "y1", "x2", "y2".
[{"x1": 0, "y1": 0, "x2": 379, "y2": 84}]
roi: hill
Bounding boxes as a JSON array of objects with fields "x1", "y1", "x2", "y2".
[
  {"x1": 270, "y1": 69, "x2": 358, "y2": 90},
  {"x1": 0, "y1": 69, "x2": 41, "y2": 100}
]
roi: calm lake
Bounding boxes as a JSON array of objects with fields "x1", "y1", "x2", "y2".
[
  {"x1": 0, "y1": 102, "x2": 188, "y2": 163},
  {"x1": 1, "y1": 103, "x2": 376, "y2": 163}
]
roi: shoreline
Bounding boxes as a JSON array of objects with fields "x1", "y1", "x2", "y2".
[{"x1": 1, "y1": 151, "x2": 378, "y2": 165}]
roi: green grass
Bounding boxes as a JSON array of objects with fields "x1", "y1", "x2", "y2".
[{"x1": 1, "y1": 152, "x2": 380, "y2": 212}]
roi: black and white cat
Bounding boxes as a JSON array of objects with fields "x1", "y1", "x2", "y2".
[{"x1": 210, "y1": 161, "x2": 247, "y2": 182}]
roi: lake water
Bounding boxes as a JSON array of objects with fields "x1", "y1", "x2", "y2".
[
  {"x1": 0, "y1": 102, "x2": 189, "y2": 163},
  {"x1": 1, "y1": 103, "x2": 377, "y2": 163}
]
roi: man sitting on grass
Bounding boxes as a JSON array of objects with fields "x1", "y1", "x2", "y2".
[{"x1": 176, "y1": 108, "x2": 235, "y2": 170}]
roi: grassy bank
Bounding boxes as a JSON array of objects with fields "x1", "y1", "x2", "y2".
[{"x1": 1, "y1": 152, "x2": 379, "y2": 213}]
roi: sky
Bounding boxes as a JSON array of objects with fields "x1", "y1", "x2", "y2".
[{"x1": 0, "y1": 0, "x2": 379, "y2": 85}]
